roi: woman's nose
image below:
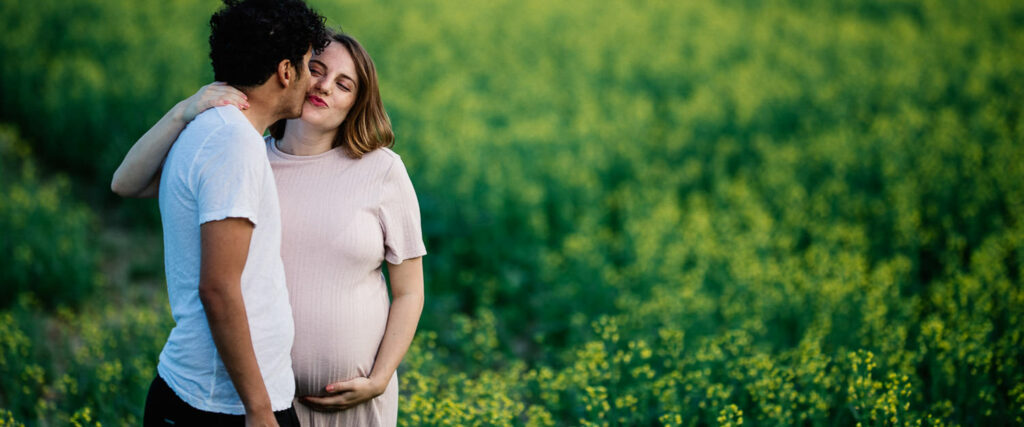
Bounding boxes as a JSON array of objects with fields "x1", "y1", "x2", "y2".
[{"x1": 315, "y1": 76, "x2": 331, "y2": 94}]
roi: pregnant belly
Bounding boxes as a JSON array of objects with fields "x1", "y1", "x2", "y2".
[{"x1": 289, "y1": 287, "x2": 390, "y2": 397}]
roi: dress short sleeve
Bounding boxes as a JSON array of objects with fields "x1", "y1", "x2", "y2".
[
  {"x1": 379, "y1": 156, "x2": 427, "y2": 264},
  {"x1": 193, "y1": 125, "x2": 265, "y2": 226}
]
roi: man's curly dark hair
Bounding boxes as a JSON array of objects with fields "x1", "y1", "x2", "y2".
[{"x1": 209, "y1": 0, "x2": 330, "y2": 87}]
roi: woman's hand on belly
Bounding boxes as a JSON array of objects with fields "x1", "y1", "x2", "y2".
[{"x1": 298, "y1": 376, "x2": 387, "y2": 412}]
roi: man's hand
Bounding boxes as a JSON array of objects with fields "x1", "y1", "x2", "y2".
[{"x1": 245, "y1": 409, "x2": 279, "y2": 427}]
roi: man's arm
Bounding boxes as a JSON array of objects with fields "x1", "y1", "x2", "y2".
[{"x1": 199, "y1": 217, "x2": 278, "y2": 427}]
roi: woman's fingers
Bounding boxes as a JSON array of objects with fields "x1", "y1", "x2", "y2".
[
  {"x1": 202, "y1": 85, "x2": 248, "y2": 110},
  {"x1": 205, "y1": 83, "x2": 246, "y2": 99},
  {"x1": 325, "y1": 379, "x2": 355, "y2": 393},
  {"x1": 217, "y1": 94, "x2": 249, "y2": 110},
  {"x1": 300, "y1": 394, "x2": 354, "y2": 412},
  {"x1": 181, "y1": 82, "x2": 243, "y2": 122},
  {"x1": 203, "y1": 92, "x2": 248, "y2": 110}
]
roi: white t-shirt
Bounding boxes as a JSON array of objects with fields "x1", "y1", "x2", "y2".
[{"x1": 156, "y1": 105, "x2": 295, "y2": 414}]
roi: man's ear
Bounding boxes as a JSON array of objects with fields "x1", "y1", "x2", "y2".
[{"x1": 276, "y1": 59, "x2": 294, "y2": 88}]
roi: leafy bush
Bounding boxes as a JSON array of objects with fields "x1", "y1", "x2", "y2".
[{"x1": 0, "y1": 295, "x2": 170, "y2": 425}]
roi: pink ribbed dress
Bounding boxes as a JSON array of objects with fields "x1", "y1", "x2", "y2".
[{"x1": 265, "y1": 138, "x2": 426, "y2": 426}]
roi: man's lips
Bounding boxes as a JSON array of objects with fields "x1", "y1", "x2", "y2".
[{"x1": 307, "y1": 95, "x2": 328, "y2": 108}]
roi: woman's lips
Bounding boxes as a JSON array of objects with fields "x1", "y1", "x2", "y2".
[{"x1": 307, "y1": 95, "x2": 328, "y2": 108}]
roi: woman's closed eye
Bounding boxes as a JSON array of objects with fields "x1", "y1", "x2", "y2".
[{"x1": 309, "y1": 64, "x2": 324, "y2": 76}]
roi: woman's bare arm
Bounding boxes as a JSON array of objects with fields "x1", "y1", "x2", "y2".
[
  {"x1": 111, "y1": 82, "x2": 248, "y2": 198},
  {"x1": 366, "y1": 257, "x2": 425, "y2": 389}
]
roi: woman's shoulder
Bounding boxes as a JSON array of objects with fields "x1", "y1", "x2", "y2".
[
  {"x1": 361, "y1": 148, "x2": 417, "y2": 191},
  {"x1": 364, "y1": 146, "x2": 401, "y2": 162},
  {"x1": 361, "y1": 147, "x2": 405, "y2": 171}
]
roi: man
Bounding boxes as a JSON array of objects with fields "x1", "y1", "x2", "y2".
[{"x1": 140, "y1": 1, "x2": 328, "y2": 425}]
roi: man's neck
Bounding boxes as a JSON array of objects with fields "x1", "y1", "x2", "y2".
[
  {"x1": 240, "y1": 103, "x2": 276, "y2": 135},
  {"x1": 237, "y1": 85, "x2": 280, "y2": 135}
]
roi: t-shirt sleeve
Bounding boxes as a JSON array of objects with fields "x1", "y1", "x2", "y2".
[
  {"x1": 379, "y1": 156, "x2": 427, "y2": 264},
  {"x1": 192, "y1": 126, "x2": 265, "y2": 226}
]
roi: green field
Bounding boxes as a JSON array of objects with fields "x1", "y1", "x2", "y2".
[{"x1": 1, "y1": 0, "x2": 1023, "y2": 425}]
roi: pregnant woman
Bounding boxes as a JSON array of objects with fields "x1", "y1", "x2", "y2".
[{"x1": 112, "y1": 31, "x2": 425, "y2": 426}]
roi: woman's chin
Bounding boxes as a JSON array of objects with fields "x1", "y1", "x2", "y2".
[
  {"x1": 299, "y1": 104, "x2": 324, "y2": 122},
  {"x1": 298, "y1": 111, "x2": 341, "y2": 131},
  {"x1": 300, "y1": 101, "x2": 316, "y2": 116}
]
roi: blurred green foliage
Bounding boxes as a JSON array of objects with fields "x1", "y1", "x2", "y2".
[
  {"x1": 0, "y1": 127, "x2": 97, "y2": 309},
  {"x1": 0, "y1": 0, "x2": 215, "y2": 182},
  {"x1": 1, "y1": 0, "x2": 1023, "y2": 424}
]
